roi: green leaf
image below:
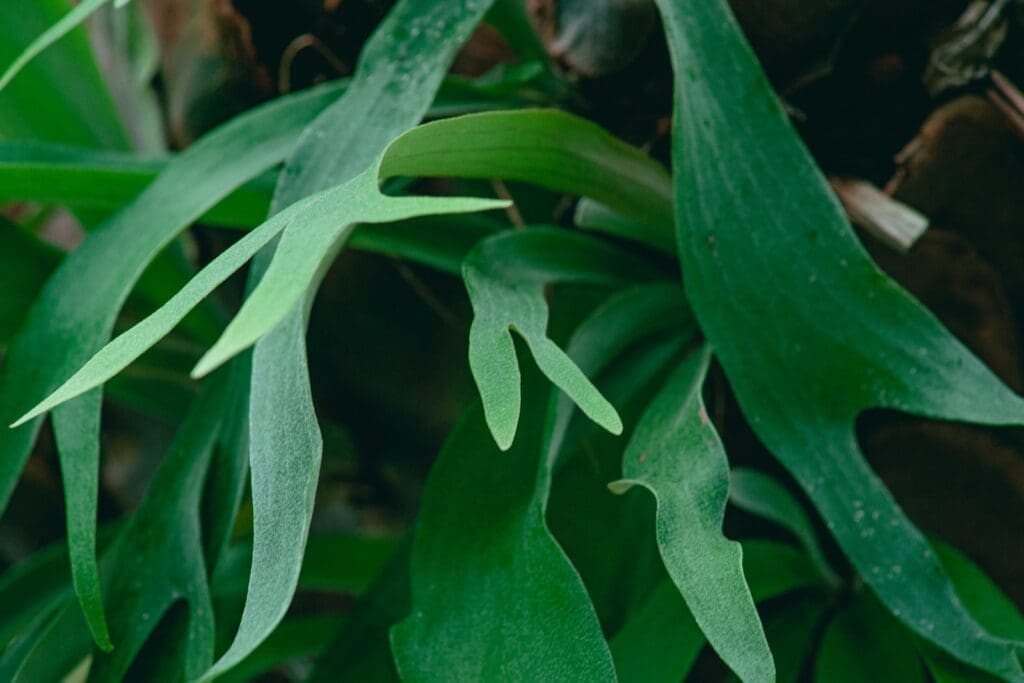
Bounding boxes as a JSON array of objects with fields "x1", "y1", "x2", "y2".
[
  {"x1": 464, "y1": 228, "x2": 660, "y2": 449},
  {"x1": 730, "y1": 468, "x2": 840, "y2": 586},
  {"x1": 207, "y1": 0, "x2": 503, "y2": 678},
  {"x1": 390, "y1": 385, "x2": 616, "y2": 681},
  {"x1": 919, "y1": 542, "x2": 1024, "y2": 682},
  {"x1": 378, "y1": 109, "x2": 673, "y2": 231},
  {"x1": 815, "y1": 593, "x2": 926, "y2": 683},
  {"x1": 0, "y1": 143, "x2": 278, "y2": 228},
  {"x1": 6, "y1": 376, "x2": 227, "y2": 682},
  {"x1": 393, "y1": 283, "x2": 691, "y2": 679},
  {"x1": 0, "y1": 0, "x2": 127, "y2": 147},
  {"x1": 609, "y1": 539, "x2": 825, "y2": 683},
  {"x1": 0, "y1": 0, "x2": 123, "y2": 93},
  {"x1": 654, "y1": 0, "x2": 1024, "y2": 677},
  {"x1": 12, "y1": 161, "x2": 504, "y2": 428},
  {"x1": 611, "y1": 347, "x2": 773, "y2": 683},
  {"x1": 0, "y1": 80, "x2": 343, "y2": 649},
  {"x1": 307, "y1": 542, "x2": 411, "y2": 683},
  {"x1": 574, "y1": 198, "x2": 675, "y2": 255},
  {"x1": 195, "y1": 107, "x2": 675, "y2": 380}
]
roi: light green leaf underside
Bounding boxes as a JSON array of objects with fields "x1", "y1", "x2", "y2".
[
  {"x1": 197, "y1": 107, "x2": 674, "y2": 381},
  {"x1": 613, "y1": 346, "x2": 773, "y2": 683},
  {"x1": 13, "y1": 167, "x2": 504, "y2": 427},
  {"x1": 206, "y1": 0, "x2": 501, "y2": 678},
  {"x1": 0, "y1": 79, "x2": 343, "y2": 650},
  {"x1": 610, "y1": 539, "x2": 825, "y2": 683},
  {"x1": 464, "y1": 228, "x2": 660, "y2": 450},
  {"x1": 730, "y1": 468, "x2": 839, "y2": 586},
  {"x1": 655, "y1": 0, "x2": 1024, "y2": 678}
]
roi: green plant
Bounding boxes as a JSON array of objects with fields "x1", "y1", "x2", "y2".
[{"x1": 1, "y1": 0, "x2": 1022, "y2": 681}]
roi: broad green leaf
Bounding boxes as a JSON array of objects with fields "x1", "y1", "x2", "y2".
[
  {"x1": 378, "y1": 109, "x2": 672, "y2": 231},
  {"x1": 393, "y1": 284, "x2": 690, "y2": 679},
  {"x1": 0, "y1": 80, "x2": 344, "y2": 649},
  {"x1": 390, "y1": 385, "x2": 616, "y2": 681},
  {"x1": 610, "y1": 347, "x2": 773, "y2": 683},
  {"x1": 6, "y1": 376, "x2": 227, "y2": 683},
  {"x1": 655, "y1": 0, "x2": 1024, "y2": 677},
  {"x1": 0, "y1": 0, "x2": 126, "y2": 147},
  {"x1": 0, "y1": 0, "x2": 125, "y2": 93},
  {"x1": 730, "y1": 468, "x2": 840, "y2": 586},
  {"x1": 609, "y1": 540, "x2": 825, "y2": 683},
  {"x1": 815, "y1": 593, "x2": 926, "y2": 683},
  {"x1": 206, "y1": 0, "x2": 502, "y2": 678},
  {"x1": 463, "y1": 228, "x2": 660, "y2": 449}
]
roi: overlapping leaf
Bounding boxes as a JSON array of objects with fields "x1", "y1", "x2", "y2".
[
  {"x1": 609, "y1": 540, "x2": 825, "y2": 683},
  {"x1": 463, "y1": 228, "x2": 660, "y2": 449},
  {"x1": 2, "y1": 376, "x2": 226, "y2": 682},
  {"x1": 393, "y1": 280, "x2": 686, "y2": 679},
  {"x1": 655, "y1": 0, "x2": 1024, "y2": 677},
  {"x1": 0, "y1": 80, "x2": 344, "y2": 649},
  {"x1": 203, "y1": 1, "x2": 501, "y2": 676},
  {"x1": 611, "y1": 347, "x2": 773, "y2": 682}
]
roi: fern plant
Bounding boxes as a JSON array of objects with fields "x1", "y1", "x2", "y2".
[{"x1": 0, "y1": 0, "x2": 1022, "y2": 681}]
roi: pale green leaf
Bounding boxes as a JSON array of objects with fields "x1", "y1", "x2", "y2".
[
  {"x1": 655, "y1": 0, "x2": 1024, "y2": 677},
  {"x1": 610, "y1": 540, "x2": 825, "y2": 683},
  {"x1": 611, "y1": 347, "x2": 773, "y2": 683},
  {"x1": 206, "y1": 0, "x2": 502, "y2": 678},
  {"x1": 463, "y1": 228, "x2": 660, "y2": 449}
]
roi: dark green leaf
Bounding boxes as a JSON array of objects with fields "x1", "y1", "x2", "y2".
[
  {"x1": 815, "y1": 593, "x2": 926, "y2": 683},
  {"x1": 390, "y1": 389, "x2": 616, "y2": 681},
  {"x1": 654, "y1": 0, "x2": 1024, "y2": 677},
  {"x1": 730, "y1": 468, "x2": 840, "y2": 586}
]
